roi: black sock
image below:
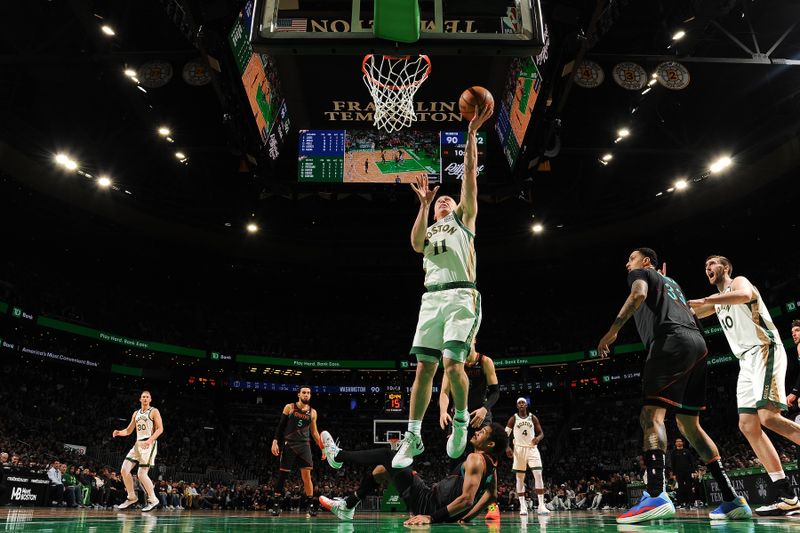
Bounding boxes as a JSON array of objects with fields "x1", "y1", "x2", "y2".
[
  {"x1": 644, "y1": 449, "x2": 665, "y2": 496},
  {"x1": 773, "y1": 478, "x2": 794, "y2": 500},
  {"x1": 335, "y1": 448, "x2": 394, "y2": 467},
  {"x1": 345, "y1": 494, "x2": 360, "y2": 509},
  {"x1": 273, "y1": 470, "x2": 288, "y2": 496},
  {"x1": 706, "y1": 459, "x2": 736, "y2": 501},
  {"x1": 306, "y1": 495, "x2": 316, "y2": 509}
]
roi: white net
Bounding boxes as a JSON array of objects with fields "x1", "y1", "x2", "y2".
[{"x1": 362, "y1": 54, "x2": 431, "y2": 133}]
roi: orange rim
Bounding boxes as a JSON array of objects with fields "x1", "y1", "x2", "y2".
[{"x1": 362, "y1": 54, "x2": 431, "y2": 91}]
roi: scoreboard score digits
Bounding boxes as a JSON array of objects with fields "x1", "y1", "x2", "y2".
[{"x1": 384, "y1": 392, "x2": 405, "y2": 414}]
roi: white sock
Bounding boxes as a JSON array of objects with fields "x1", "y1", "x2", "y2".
[
  {"x1": 454, "y1": 408, "x2": 469, "y2": 425},
  {"x1": 538, "y1": 493, "x2": 545, "y2": 506},
  {"x1": 768, "y1": 470, "x2": 786, "y2": 482},
  {"x1": 407, "y1": 419, "x2": 422, "y2": 436},
  {"x1": 519, "y1": 495, "x2": 526, "y2": 508}
]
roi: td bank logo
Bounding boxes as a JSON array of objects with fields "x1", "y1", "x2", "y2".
[
  {"x1": 12, "y1": 307, "x2": 22, "y2": 318},
  {"x1": 211, "y1": 352, "x2": 220, "y2": 360}
]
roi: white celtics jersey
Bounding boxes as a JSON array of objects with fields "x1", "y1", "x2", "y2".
[
  {"x1": 715, "y1": 283, "x2": 780, "y2": 358},
  {"x1": 135, "y1": 408, "x2": 154, "y2": 440},
  {"x1": 513, "y1": 413, "x2": 536, "y2": 448},
  {"x1": 422, "y1": 211, "x2": 475, "y2": 287}
]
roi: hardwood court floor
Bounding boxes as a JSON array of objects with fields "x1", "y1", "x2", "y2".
[{"x1": 2, "y1": 507, "x2": 798, "y2": 531}]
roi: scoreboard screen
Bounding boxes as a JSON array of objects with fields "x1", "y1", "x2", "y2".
[
  {"x1": 495, "y1": 57, "x2": 541, "y2": 169},
  {"x1": 384, "y1": 392, "x2": 405, "y2": 414},
  {"x1": 297, "y1": 129, "x2": 485, "y2": 183}
]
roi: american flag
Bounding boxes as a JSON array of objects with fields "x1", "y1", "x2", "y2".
[{"x1": 275, "y1": 18, "x2": 307, "y2": 32}]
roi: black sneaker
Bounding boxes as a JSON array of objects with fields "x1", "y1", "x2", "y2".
[
  {"x1": 754, "y1": 496, "x2": 800, "y2": 516},
  {"x1": 269, "y1": 499, "x2": 281, "y2": 516},
  {"x1": 307, "y1": 501, "x2": 318, "y2": 517}
]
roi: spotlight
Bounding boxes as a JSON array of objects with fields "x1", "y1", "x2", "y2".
[
  {"x1": 98, "y1": 176, "x2": 112, "y2": 188},
  {"x1": 137, "y1": 86, "x2": 147, "y2": 93},
  {"x1": 175, "y1": 152, "x2": 186, "y2": 160},
  {"x1": 617, "y1": 128, "x2": 630, "y2": 138},
  {"x1": 246, "y1": 223, "x2": 259, "y2": 234},
  {"x1": 531, "y1": 224, "x2": 544, "y2": 234},
  {"x1": 158, "y1": 127, "x2": 171, "y2": 136},
  {"x1": 672, "y1": 30, "x2": 686, "y2": 41},
  {"x1": 648, "y1": 78, "x2": 657, "y2": 87},
  {"x1": 55, "y1": 154, "x2": 69, "y2": 165},
  {"x1": 124, "y1": 68, "x2": 136, "y2": 77},
  {"x1": 101, "y1": 25, "x2": 116, "y2": 36},
  {"x1": 642, "y1": 87, "x2": 652, "y2": 95},
  {"x1": 601, "y1": 153, "x2": 613, "y2": 162},
  {"x1": 709, "y1": 156, "x2": 732, "y2": 173},
  {"x1": 675, "y1": 179, "x2": 688, "y2": 190},
  {"x1": 64, "y1": 160, "x2": 78, "y2": 171}
]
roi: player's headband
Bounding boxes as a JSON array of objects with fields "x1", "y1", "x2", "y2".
[{"x1": 516, "y1": 397, "x2": 528, "y2": 405}]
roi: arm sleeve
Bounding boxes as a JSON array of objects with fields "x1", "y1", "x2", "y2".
[
  {"x1": 792, "y1": 370, "x2": 800, "y2": 395},
  {"x1": 482, "y1": 384, "x2": 500, "y2": 410},
  {"x1": 274, "y1": 413, "x2": 289, "y2": 442}
]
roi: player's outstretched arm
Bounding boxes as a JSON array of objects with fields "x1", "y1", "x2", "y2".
[
  {"x1": 112, "y1": 412, "x2": 136, "y2": 438},
  {"x1": 471, "y1": 357, "x2": 498, "y2": 428},
  {"x1": 410, "y1": 174, "x2": 438, "y2": 253},
  {"x1": 690, "y1": 276, "x2": 756, "y2": 309},
  {"x1": 505, "y1": 416, "x2": 515, "y2": 458},
  {"x1": 598, "y1": 279, "x2": 648, "y2": 357},
  {"x1": 459, "y1": 474, "x2": 497, "y2": 523},
  {"x1": 457, "y1": 104, "x2": 493, "y2": 232}
]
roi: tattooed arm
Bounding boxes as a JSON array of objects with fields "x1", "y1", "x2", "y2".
[{"x1": 598, "y1": 279, "x2": 648, "y2": 357}]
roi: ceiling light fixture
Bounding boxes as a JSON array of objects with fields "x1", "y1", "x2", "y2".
[
  {"x1": 124, "y1": 68, "x2": 136, "y2": 78},
  {"x1": 246, "y1": 223, "x2": 259, "y2": 234},
  {"x1": 709, "y1": 156, "x2": 732, "y2": 173},
  {"x1": 531, "y1": 224, "x2": 544, "y2": 234},
  {"x1": 101, "y1": 25, "x2": 116, "y2": 36},
  {"x1": 175, "y1": 152, "x2": 186, "y2": 160},
  {"x1": 642, "y1": 87, "x2": 652, "y2": 95},
  {"x1": 672, "y1": 30, "x2": 686, "y2": 41},
  {"x1": 98, "y1": 176, "x2": 112, "y2": 188},
  {"x1": 675, "y1": 179, "x2": 688, "y2": 190},
  {"x1": 158, "y1": 127, "x2": 171, "y2": 136},
  {"x1": 617, "y1": 128, "x2": 630, "y2": 138},
  {"x1": 601, "y1": 153, "x2": 613, "y2": 162}
]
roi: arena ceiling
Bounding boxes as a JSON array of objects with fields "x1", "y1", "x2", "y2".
[{"x1": 0, "y1": 0, "x2": 799, "y2": 261}]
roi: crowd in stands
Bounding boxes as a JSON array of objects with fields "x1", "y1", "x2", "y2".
[{"x1": 2, "y1": 350, "x2": 799, "y2": 512}]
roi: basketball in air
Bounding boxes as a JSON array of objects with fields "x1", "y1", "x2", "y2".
[{"x1": 459, "y1": 86, "x2": 494, "y2": 120}]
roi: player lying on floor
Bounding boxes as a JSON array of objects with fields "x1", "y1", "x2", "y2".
[{"x1": 317, "y1": 423, "x2": 507, "y2": 524}]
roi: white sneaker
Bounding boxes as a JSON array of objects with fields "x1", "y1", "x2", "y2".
[
  {"x1": 391, "y1": 431, "x2": 424, "y2": 468},
  {"x1": 319, "y1": 495, "x2": 355, "y2": 521},
  {"x1": 320, "y1": 430, "x2": 343, "y2": 469},
  {"x1": 520, "y1": 507, "x2": 528, "y2": 515},
  {"x1": 754, "y1": 496, "x2": 800, "y2": 516},
  {"x1": 538, "y1": 507, "x2": 551, "y2": 515},
  {"x1": 142, "y1": 500, "x2": 160, "y2": 512},
  {"x1": 446, "y1": 420, "x2": 468, "y2": 459},
  {"x1": 115, "y1": 497, "x2": 138, "y2": 510}
]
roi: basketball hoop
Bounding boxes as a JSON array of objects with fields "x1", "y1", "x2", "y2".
[
  {"x1": 388, "y1": 437, "x2": 401, "y2": 451},
  {"x1": 362, "y1": 54, "x2": 431, "y2": 133}
]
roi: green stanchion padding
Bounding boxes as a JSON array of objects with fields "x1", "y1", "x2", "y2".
[
  {"x1": 374, "y1": 0, "x2": 420, "y2": 43},
  {"x1": 380, "y1": 482, "x2": 408, "y2": 512}
]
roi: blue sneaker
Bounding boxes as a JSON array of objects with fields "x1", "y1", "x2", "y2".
[
  {"x1": 709, "y1": 497, "x2": 752, "y2": 520},
  {"x1": 617, "y1": 491, "x2": 675, "y2": 524}
]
